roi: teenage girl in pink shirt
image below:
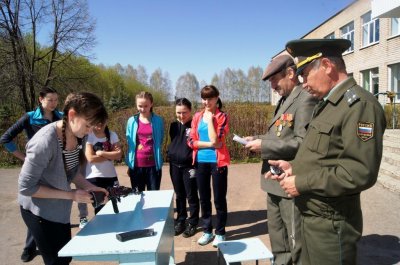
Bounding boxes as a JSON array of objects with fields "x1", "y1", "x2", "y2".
[{"x1": 126, "y1": 91, "x2": 164, "y2": 192}]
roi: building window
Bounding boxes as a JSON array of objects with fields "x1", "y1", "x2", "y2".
[
  {"x1": 341, "y1": 22, "x2": 354, "y2": 52},
  {"x1": 361, "y1": 11, "x2": 380, "y2": 47},
  {"x1": 391, "y1": 18, "x2": 400, "y2": 37},
  {"x1": 361, "y1": 68, "x2": 379, "y2": 95},
  {"x1": 388, "y1": 63, "x2": 400, "y2": 101},
  {"x1": 325, "y1": 32, "x2": 335, "y2": 39}
]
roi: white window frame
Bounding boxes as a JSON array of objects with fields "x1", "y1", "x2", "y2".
[
  {"x1": 340, "y1": 22, "x2": 354, "y2": 53},
  {"x1": 361, "y1": 68, "x2": 379, "y2": 95},
  {"x1": 325, "y1": 32, "x2": 335, "y2": 39},
  {"x1": 361, "y1": 11, "x2": 380, "y2": 47},
  {"x1": 391, "y1": 18, "x2": 400, "y2": 37},
  {"x1": 388, "y1": 63, "x2": 400, "y2": 101}
]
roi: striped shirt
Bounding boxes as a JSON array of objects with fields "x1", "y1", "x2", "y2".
[{"x1": 58, "y1": 139, "x2": 80, "y2": 171}]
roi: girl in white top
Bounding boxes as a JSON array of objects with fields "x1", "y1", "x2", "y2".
[{"x1": 84, "y1": 122, "x2": 122, "y2": 214}]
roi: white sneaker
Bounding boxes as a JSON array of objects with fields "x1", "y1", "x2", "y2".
[
  {"x1": 212, "y1": 234, "x2": 226, "y2": 248},
  {"x1": 79, "y1": 217, "x2": 88, "y2": 228},
  {"x1": 197, "y1": 232, "x2": 214, "y2": 246}
]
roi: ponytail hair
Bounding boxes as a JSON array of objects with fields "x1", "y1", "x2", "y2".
[
  {"x1": 175, "y1": 97, "x2": 192, "y2": 110},
  {"x1": 136, "y1": 91, "x2": 154, "y2": 112},
  {"x1": 61, "y1": 92, "x2": 108, "y2": 171},
  {"x1": 38, "y1": 86, "x2": 58, "y2": 111},
  {"x1": 104, "y1": 125, "x2": 111, "y2": 143},
  {"x1": 39, "y1": 86, "x2": 58, "y2": 98},
  {"x1": 63, "y1": 92, "x2": 108, "y2": 126},
  {"x1": 200, "y1": 85, "x2": 223, "y2": 110}
]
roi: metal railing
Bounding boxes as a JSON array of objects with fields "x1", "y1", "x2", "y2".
[{"x1": 374, "y1": 92, "x2": 399, "y2": 129}]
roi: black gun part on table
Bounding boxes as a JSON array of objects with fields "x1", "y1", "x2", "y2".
[{"x1": 91, "y1": 186, "x2": 142, "y2": 213}]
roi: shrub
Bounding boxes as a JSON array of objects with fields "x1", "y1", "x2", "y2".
[{"x1": 2, "y1": 102, "x2": 397, "y2": 167}]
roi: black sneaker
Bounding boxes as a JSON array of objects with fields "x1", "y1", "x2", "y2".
[
  {"x1": 174, "y1": 222, "x2": 186, "y2": 236},
  {"x1": 21, "y1": 249, "x2": 36, "y2": 262},
  {"x1": 182, "y1": 223, "x2": 197, "y2": 238}
]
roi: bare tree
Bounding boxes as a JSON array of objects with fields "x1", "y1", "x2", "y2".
[
  {"x1": 149, "y1": 67, "x2": 171, "y2": 100},
  {"x1": 135, "y1": 64, "x2": 148, "y2": 86},
  {"x1": 0, "y1": 0, "x2": 95, "y2": 111},
  {"x1": 175, "y1": 72, "x2": 199, "y2": 103}
]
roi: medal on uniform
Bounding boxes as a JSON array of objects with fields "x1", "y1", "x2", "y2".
[
  {"x1": 275, "y1": 113, "x2": 294, "y2": 137},
  {"x1": 281, "y1": 114, "x2": 286, "y2": 126},
  {"x1": 275, "y1": 120, "x2": 282, "y2": 137},
  {"x1": 287, "y1": 114, "x2": 293, "y2": 128}
]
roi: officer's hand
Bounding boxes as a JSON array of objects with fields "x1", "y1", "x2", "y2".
[
  {"x1": 245, "y1": 139, "x2": 262, "y2": 152},
  {"x1": 271, "y1": 160, "x2": 292, "y2": 172},
  {"x1": 244, "y1": 136, "x2": 255, "y2": 142},
  {"x1": 280, "y1": 175, "x2": 300, "y2": 197}
]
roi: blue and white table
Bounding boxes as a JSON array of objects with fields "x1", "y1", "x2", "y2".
[
  {"x1": 217, "y1": 238, "x2": 273, "y2": 265},
  {"x1": 59, "y1": 190, "x2": 175, "y2": 265}
]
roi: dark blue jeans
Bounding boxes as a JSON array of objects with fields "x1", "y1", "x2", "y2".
[
  {"x1": 20, "y1": 207, "x2": 71, "y2": 265},
  {"x1": 195, "y1": 163, "x2": 228, "y2": 235},
  {"x1": 169, "y1": 163, "x2": 200, "y2": 225},
  {"x1": 128, "y1": 166, "x2": 162, "y2": 192}
]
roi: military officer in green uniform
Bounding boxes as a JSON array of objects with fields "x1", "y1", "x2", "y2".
[
  {"x1": 245, "y1": 54, "x2": 317, "y2": 265},
  {"x1": 266, "y1": 39, "x2": 386, "y2": 265}
]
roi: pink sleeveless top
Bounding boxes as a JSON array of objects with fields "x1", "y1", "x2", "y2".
[{"x1": 135, "y1": 120, "x2": 155, "y2": 167}]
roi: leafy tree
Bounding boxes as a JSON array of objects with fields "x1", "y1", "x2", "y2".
[{"x1": 108, "y1": 88, "x2": 130, "y2": 112}]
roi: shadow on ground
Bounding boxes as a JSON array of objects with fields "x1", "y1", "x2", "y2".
[
  {"x1": 176, "y1": 251, "x2": 218, "y2": 265},
  {"x1": 224, "y1": 209, "x2": 268, "y2": 241},
  {"x1": 357, "y1": 234, "x2": 400, "y2": 265}
]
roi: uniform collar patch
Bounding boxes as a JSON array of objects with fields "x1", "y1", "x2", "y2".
[{"x1": 357, "y1": 122, "x2": 374, "y2": 141}]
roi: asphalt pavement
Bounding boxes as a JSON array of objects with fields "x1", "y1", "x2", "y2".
[{"x1": 1, "y1": 163, "x2": 399, "y2": 265}]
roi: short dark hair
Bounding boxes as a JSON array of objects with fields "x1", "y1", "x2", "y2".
[{"x1": 325, "y1": 56, "x2": 346, "y2": 72}]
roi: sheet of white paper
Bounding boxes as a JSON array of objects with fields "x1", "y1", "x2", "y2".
[{"x1": 233, "y1": 134, "x2": 248, "y2": 145}]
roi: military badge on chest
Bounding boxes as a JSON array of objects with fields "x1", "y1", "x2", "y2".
[
  {"x1": 357, "y1": 122, "x2": 374, "y2": 141},
  {"x1": 275, "y1": 113, "x2": 293, "y2": 137}
]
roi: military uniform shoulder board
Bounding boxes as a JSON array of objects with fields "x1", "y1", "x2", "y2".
[{"x1": 344, "y1": 88, "x2": 360, "y2": 106}]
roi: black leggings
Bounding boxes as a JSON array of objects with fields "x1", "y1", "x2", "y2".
[
  {"x1": 20, "y1": 207, "x2": 72, "y2": 265},
  {"x1": 196, "y1": 163, "x2": 228, "y2": 235}
]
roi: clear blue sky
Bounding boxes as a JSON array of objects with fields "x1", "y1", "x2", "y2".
[{"x1": 87, "y1": 0, "x2": 354, "y2": 86}]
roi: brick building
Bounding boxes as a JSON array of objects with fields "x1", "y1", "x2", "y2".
[{"x1": 271, "y1": 0, "x2": 400, "y2": 106}]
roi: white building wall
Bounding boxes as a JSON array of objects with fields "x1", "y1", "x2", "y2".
[{"x1": 271, "y1": 0, "x2": 400, "y2": 106}]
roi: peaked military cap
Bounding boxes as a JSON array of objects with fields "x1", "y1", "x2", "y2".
[
  {"x1": 262, "y1": 54, "x2": 295, "y2": 81},
  {"x1": 285, "y1": 39, "x2": 351, "y2": 75}
]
